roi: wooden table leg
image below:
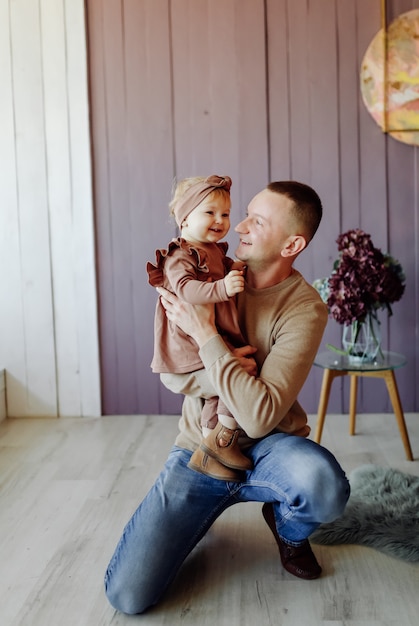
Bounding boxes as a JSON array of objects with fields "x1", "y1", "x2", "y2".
[
  {"x1": 349, "y1": 375, "x2": 358, "y2": 435},
  {"x1": 383, "y1": 370, "x2": 414, "y2": 461},
  {"x1": 313, "y1": 357, "x2": 412, "y2": 460},
  {"x1": 314, "y1": 369, "x2": 345, "y2": 444}
]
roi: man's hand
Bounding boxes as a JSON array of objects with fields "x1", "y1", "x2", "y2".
[
  {"x1": 157, "y1": 287, "x2": 258, "y2": 373},
  {"x1": 232, "y1": 345, "x2": 258, "y2": 377},
  {"x1": 156, "y1": 287, "x2": 218, "y2": 347}
]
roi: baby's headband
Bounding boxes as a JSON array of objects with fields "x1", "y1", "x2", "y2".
[{"x1": 173, "y1": 175, "x2": 232, "y2": 228}]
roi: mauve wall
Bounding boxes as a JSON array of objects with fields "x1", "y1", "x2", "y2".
[{"x1": 87, "y1": 0, "x2": 419, "y2": 416}]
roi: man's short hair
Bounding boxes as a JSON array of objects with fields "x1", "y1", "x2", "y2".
[{"x1": 267, "y1": 181, "x2": 323, "y2": 243}]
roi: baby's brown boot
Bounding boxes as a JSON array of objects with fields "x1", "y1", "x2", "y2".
[
  {"x1": 187, "y1": 447, "x2": 243, "y2": 481},
  {"x1": 201, "y1": 425, "x2": 253, "y2": 470}
]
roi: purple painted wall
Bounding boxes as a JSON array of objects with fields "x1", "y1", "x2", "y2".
[{"x1": 87, "y1": 0, "x2": 419, "y2": 416}]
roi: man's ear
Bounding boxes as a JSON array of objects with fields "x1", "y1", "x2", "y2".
[{"x1": 281, "y1": 235, "x2": 307, "y2": 258}]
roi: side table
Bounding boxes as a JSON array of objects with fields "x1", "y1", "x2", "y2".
[{"x1": 312, "y1": 351, "x2": 413, "y2": 461}]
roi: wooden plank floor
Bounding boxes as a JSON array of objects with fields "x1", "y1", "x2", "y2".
[{"x1": 1, "y1": 412, "x2": 418, "y2": 625}]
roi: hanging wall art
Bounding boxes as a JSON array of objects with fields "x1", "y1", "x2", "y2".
[{"x1": 360, "y1": 6, "x2": 419, "y2": 145}]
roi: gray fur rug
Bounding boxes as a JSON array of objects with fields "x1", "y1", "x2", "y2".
[{"x1": 311, "y1": 464, "x2": 419, "y2": 561}]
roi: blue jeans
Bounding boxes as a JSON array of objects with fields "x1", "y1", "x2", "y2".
[{"x1": 104, "y1": 434, "x2": 349, "y2": 614}]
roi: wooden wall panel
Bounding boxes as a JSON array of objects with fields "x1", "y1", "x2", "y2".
[
  {"x1": 0, "y1": 0, "x2": 100, "y2": 417},
  {"x1": 89, "y1": 0, "x2": 270, "y2": 414},
  {"x1": 171, "y1": 0, "x2": 268, "y2": 220},
  {"x1": 347, "y1": 0, "x2": 388, "y2": 412},
  {"x1": 65, "y1": 0, "x2": 101, "y2": 416},
  {"x1": 0, "y1": 0, "x2": 27, "y2": 417},
  {"x1": 88, "y1": 0, "x2": 419, "y2": 416},
  {"x1": 301, "y1": 0, "x2": 341, "y2": 367},
  {"x1": 103, "y1": 0, "x2": 138, "y2": 413},
  {"x1": 8, "y1": 0, "x2": 58, "y2": 416},
  {"x1": 42, "y1": 0, "x2": 89, "y2": 415},
  {"x1": 385, "y1": 0, "x2": 419, "y2": 412},
  {"x1": 123, "y1": 0, "x2": 177, "y2": 414},
  {"x1": 267, "y1": 0, "x2": 292, "y2": 180},
  {"x1": 267, "y1": 0, "x2": 343, "y2": 412},
  {"x1": 87, "y1": 0, "x2": 178, "y2": 414}
]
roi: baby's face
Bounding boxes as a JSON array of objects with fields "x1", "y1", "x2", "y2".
[{"x1": 181, "y1": 193, "x2": 231, "y2": 245}]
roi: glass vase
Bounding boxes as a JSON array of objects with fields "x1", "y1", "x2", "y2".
[{"x1": 342, "y1": 314, "x2": 381, "y2": 364}]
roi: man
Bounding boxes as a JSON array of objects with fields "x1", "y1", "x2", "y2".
[{"x1": 104, "y1": 181, "x2": 350, "y2": 615}]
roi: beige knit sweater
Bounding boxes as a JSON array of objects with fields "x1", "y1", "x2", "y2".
[{"x1": 174, "y1": 268, "x2": 328, "y2": 451}]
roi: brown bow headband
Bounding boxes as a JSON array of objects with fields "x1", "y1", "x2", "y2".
[{"x1": 173, "y1": 175, "x2": 232, "y2": 228}]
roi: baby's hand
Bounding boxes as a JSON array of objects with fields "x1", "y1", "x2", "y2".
[
  {"x1": 224, "y1": 269, "x2": 245, "y2": 297},
  {"x1": 231, "y1": 260, "x2": 247, "y2": 272}
]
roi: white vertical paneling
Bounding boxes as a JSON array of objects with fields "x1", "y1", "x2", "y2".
[
  {"x1": 9, "y1": 0, "x2": 57, "y2": 416},
  {"x1": 64, "y1": 0, "x2": 101, "y2": 416},
  {"x1": 41, "y1": 0, "x2": 80, "y2": 415},
  {"x1": 0, "y1": 0, "x2": 27, "y2": 416},
  {"x1": 0, "y1": 0, "x2": 100, "y2": 417}
]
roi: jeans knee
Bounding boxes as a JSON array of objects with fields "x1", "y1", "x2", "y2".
[
  {"x1": 104, "y1": 575, "x2": 153, "y2": 615},
  {"x1": 315, "y1": 463, "x2": 350, "y2": 523}
]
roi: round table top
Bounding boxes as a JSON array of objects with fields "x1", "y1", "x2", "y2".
[{"x1": 313, "y1": 350, "x2": 407, "y2": 372}]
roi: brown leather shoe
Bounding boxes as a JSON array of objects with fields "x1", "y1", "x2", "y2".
[
  {"x1": 188, "y1": 447, "x2": 243, "y2": 482},
  {"x1": 262, "y1": 503, "x2": 322, "y2": 580},
  {"x1": 200, "y1": 425, "x2": 253, "y2": 470}
]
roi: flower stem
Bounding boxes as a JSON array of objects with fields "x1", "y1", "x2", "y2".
[{"x1": 326, "y1": 343, "x2": 350, "y2": 356}]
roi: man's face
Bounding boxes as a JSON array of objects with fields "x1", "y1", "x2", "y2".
[{"x1": 234, "y1": 189, "x2": 296, "y2": 268}]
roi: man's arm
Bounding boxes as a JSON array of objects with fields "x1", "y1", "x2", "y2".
[
  {"x1": 156, "y1": 287, "x2": 257, "y2": 375},
  {"x1": 157, "y1": 286, "x2": 327, "y2": 438}
]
